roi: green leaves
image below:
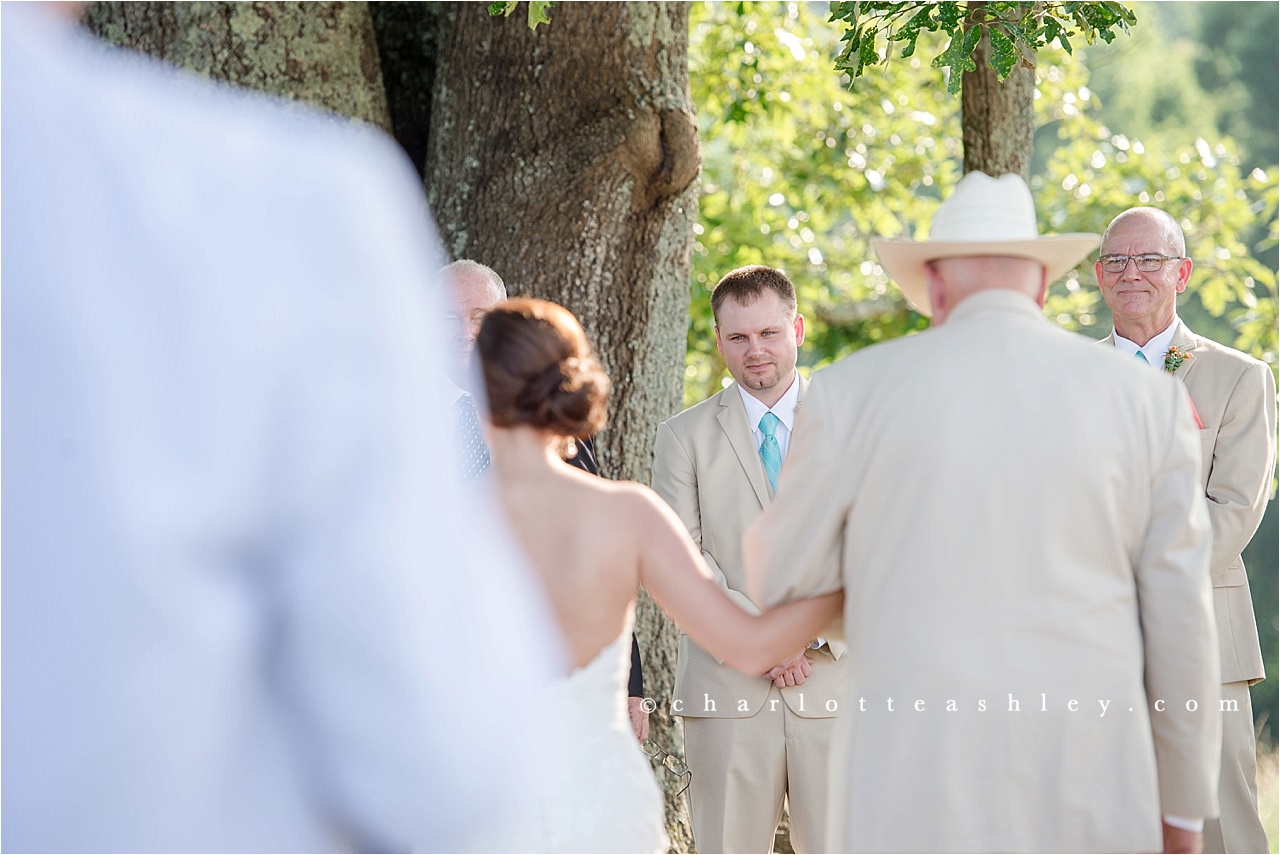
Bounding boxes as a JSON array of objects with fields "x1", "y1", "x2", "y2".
[
  {"x1": 527, "y1": 1, "x2": 553, "y2": 29},
  {"x1": 988, "y1": 26, "x2": 1020, "y2": 77},
  {"x1": 931, "y1": 26, "x2": 981, "y2": 93},
  {"x1": 835, "y1": 20, "x2": 887, "y2": 78},
  {"x1": 857, "y1": 25, "x2": 881, "y2": 74},
  {"x1": 934, "y1": 3, "x2": 964, "y2": 29},
  {"x1": 1066, "y1": 0, "x2": 1136, "y2": 42},
  {"x1": 688, "y1": 1, "x2": 949, "y2": 403},
  {"x1": 1042, "y1": 17, "x2": 1071, "y2": 54},
  {"x1": 487, "y1": 1, "x2": 553, "y2": 31},
  {"x1": 689, "y1": 2, "x2": 1274, "y2": 403},
  {"x1": 831, "y1": 2, "x2": 1137, "y2": 92},
  {"x1": 888, "y1": 5, "x2": 938, "y2": 59}
]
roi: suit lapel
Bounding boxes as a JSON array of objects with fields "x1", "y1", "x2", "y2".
[
  {"x1": 1169, "y1": 319, "x2": 1200, "y2": 382},
  {"x1": 717, "y1": 385, "x2": 772, "y2": 509}
]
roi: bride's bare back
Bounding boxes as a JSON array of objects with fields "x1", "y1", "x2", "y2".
[
  {"x1": 476, "y1": 298, "x2": 842, "y2": 677},
  {"x1": 490, "y1": 442, "x2": 651, "y2": 668}
]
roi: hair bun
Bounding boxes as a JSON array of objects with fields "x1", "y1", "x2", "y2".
[
  {"x1": 477, "y1": 298, "x2": 610, "y2": 439},
  {"x1": 519, "y1": 357, "x2": 608, "y2": 438}
]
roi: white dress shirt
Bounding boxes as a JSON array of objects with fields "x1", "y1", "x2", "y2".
[
  {"x1": 1112, "y1": 317, "x2": 1179, "y2": 368},
  {"x1": 2, "y1": 7, "x2": 563, "y2": 851},
  {"x1": 737, "y1": 373, "x2": 801, "y2": 461}
]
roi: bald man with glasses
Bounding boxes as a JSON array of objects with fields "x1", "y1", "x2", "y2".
[{"x1": 1096, "y1": 206, "x2": 1275, "y2": 853}]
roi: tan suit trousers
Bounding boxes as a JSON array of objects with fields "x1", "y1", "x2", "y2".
[
  {"x1": 1204, "y1": 681, "x2": 1269, "y2": 853},
  {"x1": 682, "y1": 684, "x2": 832, "y2": 853}
]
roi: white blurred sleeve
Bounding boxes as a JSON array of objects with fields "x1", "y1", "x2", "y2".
[{"x1": 267, "y1": 138, "x2": 565, "y2": 851}]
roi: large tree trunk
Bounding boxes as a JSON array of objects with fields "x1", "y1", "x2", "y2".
[
  {"x1": 421, "y1": 4, "x2": 699, "y2": 486},
  {"x1": 80, "y1": 2, "x2": 700, "y2": 846},
  {"x1": 961, "y1": 3, "x2": 1034, "y2": 179},
  {"x1": 82, "y1": 1, "x2": 391, "y2": 131},
  {"x1": 418, "y1": 4, "x2": 700, "y2": 846}
]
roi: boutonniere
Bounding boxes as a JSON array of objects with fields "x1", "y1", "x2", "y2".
[{"x1": 1163, "y1": 345, "x2": 1188, "y2": 373}]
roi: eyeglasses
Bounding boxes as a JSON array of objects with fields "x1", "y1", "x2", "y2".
[
  {"x1": 642, "y1": 742, "x2": 691, "y2": 798},
  {"x1": 1098, "y1": 254, "x2": 1184, "y2": 273}
]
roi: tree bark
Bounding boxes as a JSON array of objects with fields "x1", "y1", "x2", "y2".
[
  {"x1": 423, "y1": 3, "x2": 699, "y2": 846},
  {"x1": 370, "y1": 3, "x2": 445, "y2": 178},
  {"x1": 79, "y1": 1, "x2": 700, "y2": 846},
  {"x1": 82, "y1": 1, "x2": 391, "y2": 131},
  {"x1": 961, "y1": 3, "x2": 1034, "y2": 179}
]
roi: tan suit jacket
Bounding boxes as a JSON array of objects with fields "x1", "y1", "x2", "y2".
[
  {"x1": 653, "y1": 376, "x2": 846, "y2": 718},
  {"x1": 1103, "y1": 321, "x2": 1275, "y2": 684},
  {"x1": 747, "y1": 291, "x2": 1221, "y2": 852}
]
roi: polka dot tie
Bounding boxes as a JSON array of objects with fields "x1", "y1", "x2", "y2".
[{"x1": 456, "y1": 394, "x2": 491, "y2": 479}]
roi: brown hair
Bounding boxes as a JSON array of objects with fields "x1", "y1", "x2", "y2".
[
  {"x1": 477, "y1": 298, "x2": 609, "y2": 439},
  {"x1": 710, "y1": 265, "x2": 797, "y2": 322}
]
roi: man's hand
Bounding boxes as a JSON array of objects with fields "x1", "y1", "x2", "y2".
[
  {"x1": 1162, "y1": 822, "x2": 1202, "y2": 854},
  {"x1": 764, "y1": 650, "x2": 814, "y2": 688},
  {"x1": 627, "y1": 697, "x2": 650, "y2": 743}
]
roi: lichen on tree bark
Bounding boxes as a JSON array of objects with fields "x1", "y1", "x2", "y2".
[{"x1": 83, "y1": 1, "x2": 391, "y2": 130}]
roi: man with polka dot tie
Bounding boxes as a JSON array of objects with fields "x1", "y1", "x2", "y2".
[
  {"x1": 440, "y1": 259, "x2": 650, "y2": 739},
  {"x1": 441, "y1": 260, "x2": 503, "y2": 479}
]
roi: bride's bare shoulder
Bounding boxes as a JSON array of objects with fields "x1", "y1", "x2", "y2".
[{"x1": 562, "y1": 470, "x2": 667, "y2": 518}]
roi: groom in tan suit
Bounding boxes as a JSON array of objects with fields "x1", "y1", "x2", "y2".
[
  {"x1": 1096, "y1": 206, "x2": 1276, "y2": 853},
  {"x1": 652, "y1": 266, "x2": 845, "y2": 852},
  {"x1": 747, "y1": 173, "x2": 1222, "y2": 853}
]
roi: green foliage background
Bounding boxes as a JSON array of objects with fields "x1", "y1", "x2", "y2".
[
  {"x1": 828, "y1": 1, "x2": 1137, "y2": 91},
  {"x1": 687, "y1": 1, "x2": 1278, "y2": 740}
]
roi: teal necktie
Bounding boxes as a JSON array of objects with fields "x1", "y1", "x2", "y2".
[
  {"x1": 1134, "y1": 350, "x2": 1149, "y2": 364},
  {"x1": 758, "y1": 412, "x2": 782, "y2": 492}
]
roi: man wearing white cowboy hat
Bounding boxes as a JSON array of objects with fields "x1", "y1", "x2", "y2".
[{"x1": 745, "y1": 171, "x2": 1221, "y2": 852}]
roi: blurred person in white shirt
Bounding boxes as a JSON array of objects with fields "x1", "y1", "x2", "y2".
[{"x1": 1, "y1": 3, "x2": 564, "y2": 851}]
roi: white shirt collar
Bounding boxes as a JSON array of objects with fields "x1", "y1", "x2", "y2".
[
  {"x1": 446, "y1": 377, "x2": 468, "y2": 405},
  {"x1": 1112, "y1": 316, "x2": 1179, "y2": 368},
  {"x1": 737, "y1": 372, "x2": 800, "y2": 434}
]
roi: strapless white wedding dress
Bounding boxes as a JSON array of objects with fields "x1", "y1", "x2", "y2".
[{"x1": 477, "y1": 626, "x2": 669, "y2": 853}]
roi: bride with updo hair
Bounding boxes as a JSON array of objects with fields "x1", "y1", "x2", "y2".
[
  {"x1": 475, "y1": 298, "x2": 841, "y2": 852},
  {"x1": 478, "y1": 296, "x2": 609, "y2": 458}
]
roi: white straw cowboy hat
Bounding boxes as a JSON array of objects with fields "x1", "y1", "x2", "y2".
[{"x1": 871, "y1": 172, "x2": 1099, "y2": 316}]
